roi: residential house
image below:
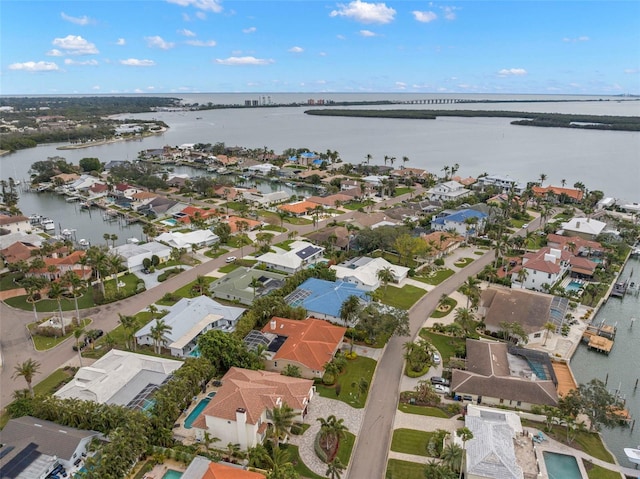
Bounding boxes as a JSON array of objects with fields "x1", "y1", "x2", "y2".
[
  {"x1": 225, "y1": 216, "x2": 262, "y2": 233},
  {"x1": 135, "y1": 296, "x2": 245, "y2": 357},
  {"x1": 27, "y1": 250, "x2": 92, "y2": 281},
  {"x1": 278, "y1": 200, "x2": 320, "y2": 217},
  {"x1": 177, "y1": 206, "x2": 220, "y2": 226},
  {"x1": 55, "y1": 349, "x2": 183, "y2": 407},
  {"x1": 256, "y1": 241, "x2": 325, "y2": 274},
  {"x1": 192, "y1": 367, "x2": 314, "y2": 450},
  {"x1": 51, "y1": 172, "x2": 80, "y2": 185},
  {"x1": 181, "y1": 457, "x2": 266, "y2": 479},
  {"x1": 209, "y1": 267, "x2": 287, "y2": 305},
  {"x1": 331, "y1": 256, "x2": 409, "y2": 291},
  {"x1": 561, "y1": 217, "x2": 607, "y2": 240},
  {"x1": 421, "y1": 231, "x2": 465, "y2": 260},
  {"x1": 348, "y1": 211, "x2": 401, "y2": 230},
  {"x1": 475, "y1": 174, "x2": 526, "y2": 194},
  {"x1": 307, "y1": 193, "x2": 352, "y2": 208},
  {"x1": 478, "y1": 287, "x2": 569, "y2": 343},
  {"x1": 0, "y1": 214, "x2": 30, "y2": 234},
  {"x1": 156, "y1": 229, "x2": 219, "y2": 249},
  {"x1": 306, "y1": 225, "x2": 351, "y2": 251},
  {"x1": 531, "y1": 185, "x2": 583, "y2": 203},
  {"x1": 1, "y1": 240, "x2": 38, "y2": 265},
  {"x1": 451, "y1": 175, "x2": 477, "y2": 187},
  {"x1": 459, "y1": 405, "x2": 525, "y2": 479},
  {"x1": 0, "y1": 416, "x2": 103, "y2": 479},
  {"x1": 246, "y1": 317, "x2": 346, "y2": 378},
  {"x1": 425, "y1": 181, "x2": 472, "y2": 203},
  {"x1": 431, "y1": 209, "x2": 487, "y2": 237},
  {"x1": 113, "y1": 182, "x2": 140, "y2": 199},
  {"x1": 285, "y1": 278, "x2": 369, "y2": 323},
  {"x1": 87, "y1": 182, "x2": 109, "y2": 198},
  {"x1": 546, "y1": 234, "x2": 604, "y2": 259},
  {"x1": 0, "y1": 232, "x2": 43, "y2": 251},
  {"x1": 137, "y1": 196, "x2": 181, "y2": 217},
  {"x1": 112, "y1": 241, "x2": 171, "y2": 272},
  {"x1": 242, "y1": 190, "x2": 290, "y2": 208},
  {"x1": 67, "y1": 174, "x2": 104, "y2": 194},
  {"x1": 451, "y1": 339, "x2": 559, "y2": 410},
  {"x1": 509, "y1": 247, "x2": 570, "y2": 291},
  {"x1": 390, "y1": 167, "x2": 433, "y2": 182},
  {"x1": 247, "y1": 163, "x2": 279, "y2": 175},
  {"x1": 213, "y1": 185, "x2": 241, "y2": 201}
]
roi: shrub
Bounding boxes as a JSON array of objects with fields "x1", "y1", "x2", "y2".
[
  {"x1": 314, "y1": 432, "x2": 330, "y2": 463},
  {"x1": 322, "y1": 372, "x2": 335, "y2": 385},
  {"x1": 344, "y1": 351, "x2": 358, "y2": 360},
  {"x1": 434, "y1": 258, "x2": 445, "y2": 266}
]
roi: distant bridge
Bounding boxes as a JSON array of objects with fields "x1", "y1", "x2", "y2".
[{"x1": 401, "y1": 98, "x2": 473, "y2": 104}]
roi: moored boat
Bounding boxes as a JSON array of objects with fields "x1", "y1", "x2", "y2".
[{"x1": 624, "y1": 446, "x2": 640, "y2": 465}]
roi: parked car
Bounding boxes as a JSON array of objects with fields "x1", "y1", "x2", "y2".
[
  {"x1": 433, "y1": 384, "x2": 450, "y2": 394},
  {"x1": 522, "y1": 223, "x2": 529, "y2": 229},
  {"x1": 72, "y1": 341, "x2": 87, "y2": 352},
  {"x1": 225, "y1": 256, "x2": 237, "y2": 263},
  {"x1": 430, "y1": 376, "x2": 450, "y2": 386},
  {"x1": 432, "y1": 352, "x2": 441, "y2": 365}
]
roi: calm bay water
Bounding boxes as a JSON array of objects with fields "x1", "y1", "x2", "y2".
[{"x1": 570, "y1": 256, "x2": 640, "y2": 468}]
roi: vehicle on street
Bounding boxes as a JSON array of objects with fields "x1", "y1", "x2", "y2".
[
  {"x1": 225, "y1": 256, "x2": 237, "y2": 263},
  {"x1": 432, "y1": 352, "x2": 441, "y2": 365}
]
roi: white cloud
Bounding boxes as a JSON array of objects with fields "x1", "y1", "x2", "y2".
[
  {"x1": 186, "y1": 39, "x2": 217, "y2": 47},
  {"x1": 46, "y1": 49, "x2": 64, "y2": 57},
  {"x1": 52, "y1": 35, "x2": 99, "y2": 55},
  {"x1": 9, "y1": 61, "x2": 59, "y2": 72},
  {"x1": 498, "y1": 68, "x2": 527, "y2": 76},
  {"x1": 178, "y1": 28, "x2": 196, "y2": 37},
  {"x1": 319, "y1": 52, "x2": 327, "y2": 56},
  {"x1": 336, "y1": 34, "x2": 346, "y2": 40},
  {"x1": 64, "y1": 58, "x2": 98, "y2": 66},
  {"x1": 116, "y1": 38, "x2": 126, "y2": 46},
  {"x1": 288, "y1": 46, "x2": 304, "y2": 53},
  {"x1": 167, "y1": 0, "x2": 222, "y2": 12},
  {"x1": 330, "y1": 0, "x2": 396, "y2": 24},
  {"x1": 92, "y1": 85, "x2": 101, "y2": 90},
  {"x1": 441, "y1": 6, "x2": 459, "y2": 20},
  {"x1": 196, "y1": 11, "x2": 207, "y2": 20},
  {"x1": 413, "y1": 11, "x2": 437, "y2": 23},
  {"x1": 243, "y1": 27, "x2": 257, "y2": 34},
  {"x1": 120, "y1": 58, "x2": 156, "y2": 66},
  {"x1": 395, "y1": 81, "x2": 407, "y2": 89},
  {"x1": 359, "y1": 29, "x2": 377, "y2": 37},
  {"x1": 563, "y1": 36, "x2": 590, "y2": 43},
  {"x1": 145, "y1": 36, "x2": 175, "y2": 50},
  {"x1": 60, "y1": 12, "x2": 93, "y2": 25},
  {"x1": 624, "y1": 68, "x2": 639, "y2": 74},
  {"x1": 215, "y1": 56, "x2": 274, "y2": 65}
]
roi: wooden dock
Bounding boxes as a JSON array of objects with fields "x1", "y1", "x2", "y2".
[{"x1": 582, "y1": 331, "x2": 614, "y2": 354}]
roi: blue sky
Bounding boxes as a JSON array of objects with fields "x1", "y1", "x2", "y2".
[{"x1": 2, "y1": 0, "x2": 639, "y2": 95}]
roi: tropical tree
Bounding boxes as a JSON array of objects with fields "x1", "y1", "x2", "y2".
[
  {"x1": 453, "y1": 308, "x2": 476, "y2": 336},
  {"x1": 543, "y1": 321, "x2": 556, "y2": 346},
  {"x1": 376, "y1": 266, "x2": 395, "y2": 292},
  {"x1": 456, "y1": 427, "x2": 474, "y2": 479},
  {"x1": 317, "y1": 415, "x2": 348, "y2": 454},
  {"x1": 516, "y1": 268, "x2": 529, "y2": 288},
  {"x1": 74, "y1": 327, "x2": 85, "y2": 366},
  {"x1": 12, "y1": 358, "x2": 41, "y2": 397},
  {"x1": 281, "y1": 364, "x2": 302, "y2": 378},
  {"x1": 118, "y1": 313, "x2": 137, "y2": 351},
  {"x1": 87, "y1": 246, "x2": 110, "y2": 295},
  {"x1": 269, "y1": 404, "x2": 296, "y2": 447},
  {"x1": 539, "y1": 173, "x2": 547, "y2": 186},
  {"x1": 250, "y1": 276, "x2": 264, "y2": 299},
  {"x1": 142, "y1": 222, "x2": 158, "y2": 242},
  {"x1": 62, "y1": 270, "x2": 84, "y2": 322},
  {"x1": 192, "y1": 275, "x2": 209, "y2": 297},
  {"x1": 22, "y1": 275, "x2": 48, "y2": 323},
  {"x1": 48, "y1": 281, "x2": 67, "y2": 336},
  {"x1": 326, "y1": 458, "x2": 346, "y2": 479},
  {"x1": 459, "y1": 276, "x2": 481, "y2": 309},
  {"x1": 150, "y1": 318, "x2": 172, "y2": 354},
  {"x1": 440, "y1": 443, "x2": 463, "y2": 473}
]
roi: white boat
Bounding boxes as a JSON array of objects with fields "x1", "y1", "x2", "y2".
[
  {"x1": 40, "y1": 219, "x2": 55, "y2": 231},
  {"x1": 624, "y1": 446, "x2": 640, "y2": 465},
  {"x1": 78, "y1": 239, "x2": 90, "y2": 248}
]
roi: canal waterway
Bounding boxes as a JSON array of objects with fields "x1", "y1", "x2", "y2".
[{"x1": 570, "y1": 255, "x2": 640, "y2": 468}]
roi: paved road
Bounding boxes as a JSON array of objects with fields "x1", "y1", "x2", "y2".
[{"x1": 347, "y1": 249, "x2": 494, "y2": 479}]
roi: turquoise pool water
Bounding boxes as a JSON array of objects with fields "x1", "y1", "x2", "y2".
[
  {"x1": 161, "y1": 470, "x2": 183, "y2": 479},
  {"x1": 162, "y1": 218, "x2": 178, "y2": 226},
  {"x1": 183, "y1": 393, "x2": 216, "y2": 429},
  {"x1": 543, "y1": 451, "x2": 583, "y2": 479},
  {"x1": 566, "y1": 280, "x2": 583, "y2": 292}
]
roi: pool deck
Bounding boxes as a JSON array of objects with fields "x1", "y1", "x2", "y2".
[
  {"x1": 173, "y1": 382, "x2": 221, "y2": 444},
  {"x1": 527, "y1": 426, "x2": 639, "y2": 479}
]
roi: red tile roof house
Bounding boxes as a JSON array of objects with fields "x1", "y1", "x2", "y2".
[
  {"x1": 191, "y1": 367, "x2": 314, "y2": 451},
  {"x1": 509, "y1": 247, "x2": 571, "y2": 292},
  {"x1": 531, "y1": 185, "x2": 584, "y2": 203},
  {"x1": 181, "y1": 457, "x2": 265, "y2": 479},
  {"x1": 26, "y1": 250, "x2": 92, "y2": 281},
  {"x1": 0, "y1": 241, "x2": 38, "y2": 265},
  {"x1": 259, "y1": 317, "x2": 346, "y2": 379}
]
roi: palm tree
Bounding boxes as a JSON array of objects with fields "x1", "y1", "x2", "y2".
[
  {"x1": 48, "y1": 281, "x2": 67, "y2": 336},
  {"x1": 440, "y1": 443, "x2": 463, "y2": 473},
  {"x1": 376, "y1": 266, "x2": 394, "y2": 292},
  {"x1": 150, "y1": 318, "x2": 172, "y2": 354},
  {"x1": 62, "y1": 270, "x2": 84, "y2": 323},
  {"x1": 543, "y1": 321, "x2": 556, "y2": 346},
  {"x1": 110, "y1": 234, "x2": 118, "y2": 248},
  {"x1": 12, "y1": 358, "x2": 41, "y2": 397},
  {"x1": 74, "y1": 327, "x2": 85, "y2": 366},
  {"x1": 118, "y1": 313, "x2": 137, "y2": 350},
  {"x1": 192, "y1": 275, "x2": 209, "y2": 296},
  {"x1": 326, "y1": 458, "x2": 346, "y2": 479},
  {"x1": 250, "y1": 276, "x2": 264, "y2": 299},
  {"x1": 108, "y1": 253, "x2": 124, "y2": 292},
  {"x1": 459, "y1": 277, "x2": 481, "y2": 309},
  {"x1": 103, "y1": 233, "x2": 110, "y2": 247},
  {"x1": 454, "y1": 308, "x2": 475, "y2": 336},
  {"x1": 539, "y1": 173, "x2": 547, "y2": 186},
  {"x1": 516, "y1": 268, "x2": 529, "y2": 288},
  {"x1": 87, "y1": 246, "x2": 109, "y2": 295},
  {"x1": 402, "y1": 155, "x2": 410, "y2": 168},
  {"x1": 456, "y1": 427, "x2": 474, "y2": 479},
  {"x1": 22, "y1": 276, "x2": 48, "y2": 323},
  {"x1": 268, "y1": 404, "x2": 296, "y2": 447},
  {"x1": 142, "y1": 222, "x2": 158, "y2": 242},
  {"x1": 317, "y1": 415, "x2": 349, "y2": 453}
]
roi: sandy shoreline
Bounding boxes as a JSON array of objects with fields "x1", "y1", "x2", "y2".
[{"x1": 55, "y1": 128, "x2": 167, "y2": 151}]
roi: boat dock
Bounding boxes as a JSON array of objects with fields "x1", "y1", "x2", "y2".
[{"x1": 582, "y1": 322, "x2": 616, "y2": 354}]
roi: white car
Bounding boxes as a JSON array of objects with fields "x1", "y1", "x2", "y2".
[
  {"x1": 522, "y1": 223, "x2": 529, "y2": 229},
  {"x1": 433, "y1": 384, "x2": 450, "y2": 395},
  {"x1": 432, "y1": 352, "x2": 441, "y2": 365},
  {"x1": 225, "y1": 256, "x2": 237, "y2": 263}
]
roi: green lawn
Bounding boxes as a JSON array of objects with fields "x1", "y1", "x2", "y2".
[
  {"x1": 343, "y1": 201, "x2": 369, "y2": 210},
  {"x1": 204, "y1": 247, "x2": 229, "y2": 259},
  {"x1": 377, "y1": 284, "x2": 426, "y2": 309},
  {"x1": 82, "y1": 312, "x2": 154, "y2": 359},
  {"x1": 274, "y1": 240, "x2": 295, "y2": 251},
  {"x1": 171, "y1": 277, "x2": 216, "y2": 300},
  {"x1": 33, "y1": 367, "x2": 75, "y2": 396},
  {"x1": 261, "y1": 224, "x2": 287, "y2": 233},
  {"x1": 584, "y1": 463, "x2": 623, "y2": 479},
  {"x1": 419, "y1": 330, "x2": 465, "y2": 366},
  {"x1": 474, "y1": 251, "x2": 485, "y2": 255},
  {"x1": 397, "y1": 403, "x2": 449, "y2": 418},
  {"x1": 285, "y1": 217, "x2": 313, "y2": 225},
  {"x1": 29, "y1": 318, "x2": 92, "y2": 351},
  {"x1": 453, "y1": 257, "x2": 474, "y2": 268},
  {"x1": 0, "y1": 272, "x2": 22, "y2": 291},
  {"x1": 336, "y1": 431, "x2": 356, "y2": 467},
  {"x1": 282, "y1": 444, "x2": 324, "y2": 479},
  {"x1": 218, "y1": 263, "x2": 240, "y2": 274},
  {"x1": 315, "y1": 356, "x2": 377, "y2": 408},
  {"x1": 6, "y1": 288, "x2": 95, "y2": 312},
  {"x1": 414, "y1": 268, "x2": 455, "y2": 285},
  {"x1": 430, "y1": 297, "x2": 457, "y2": 319},
  {"x1": 372, "y1": 250, "x2": 419, "y2": 269},
  {"x1": 385, "y1": 459, "x2": 425, "y2": 479},
  {"x1": 391, "y1": 428, "x2": 438, "y2": 456},
  {"x1": 395, "y1": 187, "x2": 413, "y2": 196}
]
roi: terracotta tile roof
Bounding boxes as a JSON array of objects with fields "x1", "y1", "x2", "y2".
[
  {"x1": 89, "y1": 183, "x2": 109, "y2": 193},
  {"x1": 451, "y1": 175, "x2": 477, "y2": 186},
  {"x1": 192, "y1": 368, "x2": 313, "y2": 428},
  {"x1": 421, "y1": 231, "x2": 464, "y2": 253},
  {"x1": 307, "y1": 194, "x2": 352, "y2": 207},
  {"x1": 0, "y1": 215, "x2": 29, "y2": 226},
  {"x1": 262, "y1": 317, "x2": 346, "y2": 371},
  {"x1": 226, "y1": 216, "x2": 262, "y2": 233},
  {"x1": 546, "y1": 234, "x2": 604, "y2": 253},
  {"x1": 0, "y1": 242, "x2": 35, "y2": 264},
  {"x1": 531, "y1": 185, "x2": 583, "y2": 201},
  {"x1": 278, "y1": 201, "x2": 319, "y2": 215},
  {"x1": 213, "y1": 186, "x2": 241, "y2": 200},
  {"x1": 204, "y1": 462, "x2": 265, "y2": 479},
  {"x1": 131, "y1": 191, "x2": 158, "y2": 200}
]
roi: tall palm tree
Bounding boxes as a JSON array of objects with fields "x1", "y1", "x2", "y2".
[
  {"x1": 402, "y1": 156, "x2": 409, "y2": 168},
  {"x1": 454, "y1": 308, "x2": 475, "y2": 336},
  {"x1": 539, "y1": 173, "x2": 547, "y2": 186},
  {"x1": 543, "y1": 321, "x2": 556, "y2": 346},
  {"x1": 62, "y1": 270, "x2": 84, "y2": 323},
  {"x1": 48, "y1": 281, "x2": 67, "y2": 336},
  {"x1": 339, "y1": 294, "x2": 362, "y2": 352},
  {"x1": 459, "y1": 277, "x2": 481, "y2": 309},
  {"x1": 317, "y1": 415, "x2": 349, "y2": 452},
  {"x1": 103, "y1": 233, "x2": 110, "y2": 247},
  {"x1": 516, "y1": 268, "x2": 529, "y2": 288},
  {"x1": 326, "y1": 458, "x2": 346, "y2": 479},
  {"x1": 87, "y1": 246, "x2": 109, "y2": 295},
  {"x1": 110, "y1": 234, "x2": 118, "y2": 248},
  {"x1": 12, "y1": 358, "x2": 41, "y2": 397},
  {"x1": 22, "y1": 276, "x2": 48, "y2": 323},
  {"x1": 74, "y1": 327, "x2": 85, "y2": 366},
  {"x1": 118, "y1": 313, "x2": 137, "y2": 350},
  {"x1": 456, "y1": 427, "x2": 474, "y2": 479},
  {"x1": 376, "y1": 266, "x2": 394, "y2": 292},
  {"x1": 108, "y1": 253, "x2": 124, "y2": 292},
  {"x1": 150, "y1": 318, "x2": 172, "y2": 354},
  {"x1": 268, "y1": 404, "x2": 296, "y2": 448}
]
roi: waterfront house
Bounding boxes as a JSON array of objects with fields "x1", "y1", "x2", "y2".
[
  {"x1": 181, "y1": 457, "x2": 266, "y2": 479},
  {"x1": 546, "y1": 234, "x2": 605, "y2": 258},
  {"x1": 285, "y1": 278, "x2": 369, "y2": 324},
  {"x1": 87, "y1": 182, "x2": 109, "y2": 198},
  {"x1": 225, "y1": 216, "x2": 262, "y2": 233},
  {"x1": 478, "y1": 288, "x2": 569, "y2": 344},
  {"x1": 135, "y1": 296, "x2": 245, "y2": 357},
  {"x1": 247, "y1": 163, "x2": 279, "y2": 175},
  {"x1": 331, "y1": 256, "x2": 409, "y2": 291},
  {"x1": 26, "y1": 250, "x2": 92, "y2": 281},
  {"x1": 68, "y1": 174, "x2": 104, "y2": 194},
  {"x1": 0, "y1": 232, "x2": 44, "y2": 251},
  {"x1": 112, "y1": 241, "x2": 171, "y2": 272},
  {"x1": 307, "y1": 193, "x2": 353, "y2": 208},
  {"x1": 137, "y1": 195, "x2": 180, "y2": 216},
  {"x1": 475, "y1": 174, "x2": 526, "y2": 194},
  {"x1": 244, "y1": 317, "x2": 346, "y2": 378},
  {"x1": 55, "y1": 349, "x2": 182, "y2": 407},
  {"x1": 0, "y1": 214, "x2": 30, "y2": 234},
  {"x1": 156, "y1": 229, "x2": 219, "y2": 249},
  {"x1": 209, "y1": 267, "x2": 287, "y2": 305},
  {"x1": 242, "y1": 190, "x2": 290, "y2": 207},
  {"x1": 0, "y1": 240, "x2": 38, "y2": 265},
  {"x1": 0, "y1": 416, "x2": 103, "y2": 479},
  {"x1": 561, "y1": 217, "x2": 607, "y2": 240},
  {"x1": 191, "y1": 367, "x2": 314, "y2": 451},
  {"x1": 390, "y1": 167, "x2": 432, "y2": 182},
  {"x1": 425, "y1": 180, "x2": 473, "y2": 203},
  {"x1": 431, "y1": 209, "x2": 487, "y2": 237},
  {"x1": 256, "y1": 241, "x2": 325, "y2": 274},
  {"x1": 509, "y1": 247, "x2": 571, "y2": 291},
  {"x1": 277, "y1": 200, "x2": 319, "y2": 217},
  {"x1": 531, "y1": 185, "x2": 584, "y2": 203},
  {"x1": 451, "y1": 339, "x2": 558, "y2": 410}
]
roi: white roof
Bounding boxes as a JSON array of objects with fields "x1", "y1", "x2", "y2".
[
  {"x1": 561, "y1": 217, "x2": 606, "y2": 235},
  {"x1": 112, "y1": 241, "x2": 171, "y2": 260},
  {"x1": 332, "y1": 257, "x2": 409, "y2": 288},
  {"x1": 156, "y1": 229, "x2": 219, "y2": 248},
  {"x1": 54, "y1": 350, "x2": 182, "y2": 405},
  {"x1": 0, "y1": 232, "x2": 44, "y2": 249},
  {"x1": 257, "y1": 240, "x2": 324, "y2": 270}
]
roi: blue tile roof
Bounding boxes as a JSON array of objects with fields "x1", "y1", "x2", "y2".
[
  {"x1": 286, "y1": 278, "x2": 368, "y2": 318},
  {"x1": 440, "y1": 209, "x2": 487, "y2": 223}
]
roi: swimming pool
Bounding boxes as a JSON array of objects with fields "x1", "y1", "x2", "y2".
[
  {"x1": 161, "y1": 470, "x2": 183, "y2": 479},
  {"x1": 565, "y1": 280, "x2": 583, "y2": 292},
  {"x1": 183, "y1": 392, "x2": 216, "y2": 429},
  {"x1": 162, "y1": 218, "x2": 178, "y2": 226},
  {"x1": 543, "y1": 451, "x2": 583, "y2": 479}
]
